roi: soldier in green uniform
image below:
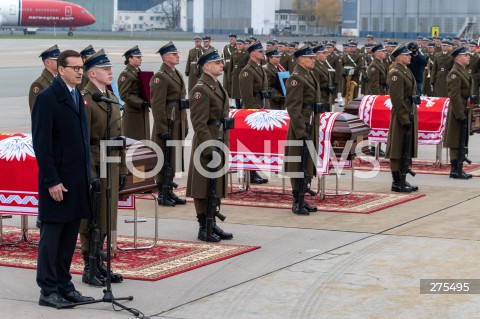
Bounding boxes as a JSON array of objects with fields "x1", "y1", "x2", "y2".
[
  {"x1": 279, "y1": 42, "x2": 294, "y2": 73},
  {"x1": 80, "y1": 49, "x2": 126, "y2": 286},
  {"x1": 385, "y1": 44, "x2": 419, "y2": 193},
  {"x1": 444, "y1": 46, "x2": 473, "y2": 179},
  {"x1": 229, "y1": 39, "x2": 249, "y2": 109},
  {"x1": 367, "y1": 44, "x2": 388, "y2": 95},
  {"x1": 467, "y1": 41, "x2": 480, "y2": 96},
  {"x1": 186, "y1": 49, "x2": 233, "y2": 242},
  {"x1": 360, "y1": 43, "x2": 374, "y2": 94},
  {"x1": 312, "y1": 44, "x2": 332, "y2": 109},
  {"x1": 78, "y1": 45, "x2": 95, "y2": 91},
  {"x1": 29, "y1": 45, "x2": 60, "y2": 112},
  {"x1": 239, "y1": 41, "x2": 270, "y2": 184},
  {"x1": 384, "y1": 41, "x2": 396, "y2": 70},
  {"x1": 263, "y1": 49, "x2": 286, "y2": 110},
  {"x1": 422, "y1": 42, "x2": 436, "y2": 96},
  {"x1": 342, "y1": 42, "x2": 362, "y2": 98},
  {"x1": 222, "y1": 33, "x2": 237, "y2": 97},
  {"x1": 150, "y1": 42, "x2": 188, "y2": 206},
  {"x1": 325, "y1": 42, "x2": 343, "y2": 104},
  {"x1": 118, "y1": 46, "x2": 151, "y2": 141},
  {"x1": 361, "y1": 34, "x2": 375, "y2": 54},
  {"x1": 431, "y1": 40, "x2": 454, "y2": 97},
  {"x1": 283, "y1": 45, "x2": 321, "y2": 215},
  {"x1": 202, "y1": 35, "x2": 215, "y2": 52},
  {"x1": 185, "y1": 37, "x2": 203, "y2": 92}
]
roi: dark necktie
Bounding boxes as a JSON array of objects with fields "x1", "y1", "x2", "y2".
[{"x1": 71, "y1": 89, "x2": 78, "y2": 112}]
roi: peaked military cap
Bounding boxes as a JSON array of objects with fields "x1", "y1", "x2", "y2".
[
  {"x1": 386, "y1": 41, "x2": 398, "y2": 47},
  {"x1": 348, "y1": 42, "x2": 358, "y2": 47},
  {"x1": 371, "y1": 43, "x2": 386, "y2": 53},
  {"x1": 229, "y1": 33, "x2": 237, "y2": 38},
  {"x1": 460, "y1": 39, "x2": 467, "y2": 44},
  {"x1": 441, "y1": 40, "x2": 453, "y2": 46},
  {"x1": 266, "y1": 40, "x2": 274, "y2": 46},
  {"x1": 289, "y1": 42, "x2": 296, "y2": 48},
  {"x1": 236, "y1": 39, "x2": 245, "y2": 44},
  {"x1": 247, "y1": 41, "x2": 265, "y2": 53},
  {"x1": 277, "y1": 41, "x2": 287, "y2": 46},
  {"x1": 80, "y1": 45, "x2": 96, "y2": 59},
  {"x1": 123, "y1": 45, "x2": 142, "y2": 58},
  {"x1": 265, "y1": 49, "x2": 281, "y2": 58},
  {"x1": 39, "y1": 45, "x2": 60, "y2": 61},
  {"x1": 245, "y1": 38, "x2": 252, "y2": 44},
  {"x1": 249, "y1": 36, "x2": 257, "y2": 41},
  {"x1": 331, "y1": 40, "x2": 337, "y2": 44},
  {"x1": 157, "y1": 41, "x2": 179, "y2": 56},
  {"x1": 417, "y1": 35, "x2": 423, "y2": 39},
  {"x1": 364, "y1": 43, "x2": 374, "y2": 48},
  {"x1": 451, "y1": 46, "x2": 468, "y2": 58},
  {"x1": 325, "y1": 42, "x2": 334, "y2": 48},
  {"x1": 293, "y1": 45, "x2": 315, "y2": 58},
  {"x1": 312, "y1": 44, "x2": 326, "y2": 53},
  {"x1": 202, "y1": 35, "x2": 211, "y2": 41},
  {"x1": 83, "y1": 49, "x2": 112, "y2": 71},
  {"x1": 427, "y1": 42, "x2": 435, "y2": 48},
  {"x1": 445, "y1": 36, "x2": 452, "y2": 40},
  {"x1": 197, "y1": 48, "x2": 223, "y2": 67},
  {"x1": 391, "y1": 44, "x2": 412, "y2": 59},
  {"x1": 469, "y1": 41, "x2": 477, "y2": 46},
  {"x1": 194, "y1": 36, "x2": 202, "y2": 41},
  {"x1": 366, "y1": 34, "x2": 374, "y2": 40}
]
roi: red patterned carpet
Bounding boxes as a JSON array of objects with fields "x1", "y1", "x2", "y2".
[
  {"x1": 353, "y1": 157, "x2": 480, "y2": 177},
  {"x1": 140, "y1": 186, "x2": 425, "y2": 214},
  {"x1": 0, "y1": 227, "x2": 260, "y2": 281}
]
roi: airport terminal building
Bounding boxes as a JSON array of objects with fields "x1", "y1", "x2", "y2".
[{"x1": 343, "y1": 0, "x2": 480, "y2": 39}]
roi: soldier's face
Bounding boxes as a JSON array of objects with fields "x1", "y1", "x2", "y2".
[
  {"x1": 92, "y1": 66, "x2": 113, "y2": 86},
  {"x1": 236, "y1": 43, "x2": 245, "y2": 50},
  {"x1": 269, "y1": 56, "x2": 280, "y2": 66},
  {"x1": 129, "y1": 56, "x2": 142, "y2": 67},
  {"x1": 397, "y1": 54, "x2": 411, "y2": 66},
  {"x1": 44, "y1": 58, "x2": 58, "y2": 74},
  {"x1": 206, "y1": 60, "x2": 224, "y2": 77},
  {"x1": 315, "y1": 51, "x2": 327, "y2": 62},
  {"x1": 299, "y1": 56, "x2": 315, "y2": 70},
  {"x1": 195, "y1": 40, "x2": 202, "y2": 48},
  {"x1": 456, "y1": 53, "x2": 471, "y2": 67},
  {"x1": 229, "y1": 38, "x2": 236, "y2": 44},
  {"x1": 164, "y1": 52, "x2": 180, "y2": 66}
]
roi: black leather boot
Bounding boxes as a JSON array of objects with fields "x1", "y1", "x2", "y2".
[
  {"x1": 391, "y1": 172, "x2": 412, "y2": 193},
  {"x1": 97, "y1": 251, "x2": 123, "y2": 283},
  {"x1": 213, "y1": 219, "x2": 233, "y2": 240},
  {"x1": 250, "y1": 171, "x2": 266, "y2": 184},
  {"x1": 197, "y1": 215, "x2": 221, "y2": 242},
  {"x1": 292, "y1": 191, "x2": 309, "y2": 215},
  {"x1": 81, "y1": 251, "x2": 105, "y2": 287},
  {"x1": 304, "y1": 201, "x2": 317, "y2": 212},
  {"x1": 456, "y1": 161, "x2": 473, "y2": 179},
  {"x1": 449, "y1": 160, "x2": 459, "y2": 178},
  {"x1": 169, "y1": 186, "x2": 187, "y2": 205},
  {"x1": 156, "y1": 183, "x2": 176, "y2": 206}
]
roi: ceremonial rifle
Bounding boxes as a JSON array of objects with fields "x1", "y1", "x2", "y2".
[
  {"x1": 400, "y1": 96, "x2": 419, "y2": 190},
  {"x1": 89, "y1": 179, "x2": 106, "y2": 284},
  {"x1": 161, "y1": 106, "x2": 178, "y2": 202},
  {"x1": 458, "y1": 96, "x2": 474, "y2": 170}
]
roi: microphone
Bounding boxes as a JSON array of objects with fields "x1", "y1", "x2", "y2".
[{"x1": 92, "y1": 92, "x2": 119, "y2": 104}]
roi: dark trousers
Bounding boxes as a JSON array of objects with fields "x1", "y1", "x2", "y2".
[{"x1": 36, "y1": 219, "x2": 81, "y2": 296}]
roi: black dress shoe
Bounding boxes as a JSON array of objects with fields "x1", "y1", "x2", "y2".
[
  {"x1": 213, "y1": 224, "x2": 233, "y2": 240},
  {"x1": 157, "y1": 193, "x2": 176, "y2": 206},
  {"x1": 303, "y1": 201, "x2": 317, "y2": 212},
  {"x1": 39, "y1": 292, "x2": 75, "y2": 309},
  {"x1": 169, "y1": 192, "x2": 187, "y2": 205},
  {"x1": 292, "y1": 202, "x2": 309, "y2": 215},
  {"x1": 61, "y1": 290, "x2": 95, "y2": 303}
]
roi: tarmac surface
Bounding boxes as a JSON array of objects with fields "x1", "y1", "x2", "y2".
[{"x1": 1, "y1": 38, "x2": 480, "y2": 319}]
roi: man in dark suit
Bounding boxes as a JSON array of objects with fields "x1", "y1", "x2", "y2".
[{"x1": 32, "y1": 50, "x2": 94, "y2": 308}]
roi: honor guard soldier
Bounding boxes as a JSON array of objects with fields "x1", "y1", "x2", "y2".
[
  {"x1": 202, "y1": 35, "x2": 215, "y2": 52},
  {"x1": 118, "y1": 45, "x2": 151, "y2": 141},
  {"x1": 384, "y1": 41, "x2": 396, "y2": 69},
  {"x1": 342, "y1": 42, "x2": 362, "y2": 98},
  {"x1": 222, "y1": 33, "x2": 237, "y2": 97},
  {"x1": 422, "y1": 42, "x2": 436, "y2": 96},
  {"x1": 431, "y1": 40, "x2": 454, "y2": 97},
  {"x1": 150, "y1": 42, "x2": 188, "y2": 206},
  {"x1": 266, "y1": 40, "x2": 274, "y2": 52},
  {"x1": 185, "y1": 36, "x2": 203, "y2": 91},
  {"x1": 264, "y1": 49, "x2": 286, "y2": 109},
  {"x1": 186, "y1": 49, "x2": 233, "y2": 242},
  {"x1": 361, "y1": 34, "x2": 375, "y2": 54},
  {"x1": 80, "y1": 49, "x2": 125, "y2": 286},
  {"x1": 284, "y1": 45, "x2": 322, "y2": 215},
  {"x1": 325, "y1": 42, "x2": 343, "y2": 102},
  {"x1": 367, "y1": 44, "x2": 388, "y2": 95},
  {"x1": 29, "y1": 45, "x2": 60, "y2": 112},
  {"x1": 385, "y1": 44, "x2": 419, "y2": 192},
  {"x1": 467, "y1": 41, "x2": 480, "y2": 96},
  {"x1": 78, "y1": 45, "x2": 95, "y2": 91},
  {"x1": 312, "y1": 44, "x2": 333, "y2": 110},
  {"x1": 279, "y1": 42, "x2": 295, "y2": 72},
  {"x1": 444, "y1": 47, "x2": 474, "y2": 179},
  {"x1": 360, "y1": 43, "x2": 374, "y2": 93},
  {"x1": 239, "y1": 41, "x2": 270, "y2": 184},
  {"x1": 229, "y1": 39, "x2": 249, "y2": 109}
]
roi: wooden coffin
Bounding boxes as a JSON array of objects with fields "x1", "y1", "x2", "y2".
[
  {"x1": 331, "y1": 113, "x2": 371, "y2": 160},
  {"x1": 471, "y1": 104, "x2": 480, "y2": 134},
  {"x1": 119, "y1": 138, "x2": 158, "y2": 199},
  {"x1": 343, "y1": 97, "x2": 363, "y2": 116}
]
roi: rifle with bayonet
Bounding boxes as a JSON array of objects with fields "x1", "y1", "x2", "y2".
[
  {"x1": 161, "y1": 106, "x2": 178, "y2": 204},
  {"x1": 88, "y1": 179, "x2": 106, "y2": 284}
]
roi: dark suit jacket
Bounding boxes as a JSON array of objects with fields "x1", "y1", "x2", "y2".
[{"x1": 31, "y1": 76, "x2": 92, "y2": 222}]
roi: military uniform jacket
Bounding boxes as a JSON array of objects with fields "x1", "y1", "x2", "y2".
[
  {"x1": 150, "y1": 63, "x2": 188, "y2": 173},
  {"x1": 327, "y1": 52, "x2": 343, "y2": 86},
  {"x1": 239, "y1": 59, "x2": 269, "y2": 109},
  {"x1": 313, "y1": 61, "x2": 332, "y2": 104},
  {"x1": 280, "y1": 51, "x2": 295, "y2": 73},
  {"x1": 185, "y1": 47, "x2": 203, "y2": 91},
  {"x1": 29, "y1": 68, "x2": 55, "y2": 112},
  {"x1": 444, "y1": 63, "x2": 473, "y2": 149},
  {"x1": 264, "y1": 62, "x2": 285, "y2": 109},
  {"x1": 283, "y1": 65, "x2": 321, "y2": 177},
  {"x1": 467, "y1": 53, "x2": 480, "y2": 96},
  {"x1": 81, "y1": 81, "x2": 127, "y2": 232},
  {"x1": 367, "y1": 58, "x2": 388, "y2": 95},
  {"x1": 222, "y1": 43, "x2": 237, "y2": 95},
  {"x1": 78, "y1": 74, "x2": 89, "y2": 91},
  {"x1": 385, "y1": 63, "x2": 418, "y2": 159},
  {"x1": 229, "y1": 49, "x2": 249, "y2": 99},
  {"x1": 422, "y1": 53, "x2": 435, "y2": 96},
  {"x1": 431, "y1": 52, "x2": 454, "y2": 97},
  {"x1": 342, "y1": 52, "x2": 362, "y2": 76},
  {"x1": 186, "y1": 73, "x2": 230, "y2": 199},
  {"x1": 118, "y1": 64, "x2": 150, "y2": 141}
]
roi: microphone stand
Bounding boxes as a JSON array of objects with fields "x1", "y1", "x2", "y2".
[{"x1": 59, "y1": 98, "x2": 148, "y2": 318}]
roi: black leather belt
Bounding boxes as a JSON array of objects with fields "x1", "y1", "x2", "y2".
[{"x1": 207, "y1": 119, "x2": 222, "y2": 126}]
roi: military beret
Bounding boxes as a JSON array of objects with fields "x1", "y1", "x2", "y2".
[
  {"x1": 451, "y1": 46, "x2": 469, "y2": 58},
  {"x1": 157, "y1": 41, "x2": 179, "y2": 56},
  {"x1": 123, "y1": 45, "x2": 142, "y2": 58},
  {"x1": 40, "y1": 45, "x2": 60, "y2": 61},
  {"x1": 247, "y1": 41, "x2": 265, "y2": 53},
  {"x1": 265, "y1": 49, "x2": 281, "y2": 58},
  {"x1": 80, "y1": 45, "x2": 95, "y2": 59},
  {"x1": 371, "y1": 43, "x2": 386, "y2": 53},
  {"x1": 83, "y1": 49, "x2": 112, "y2": 72},
  {"x1": 391, "y1": 44, "x2": 412, "y2": 59},
  {"x1": 197, "y1": 48, "x2": 222, "y2": 67},
  {"x1": 293, "y1": 45, "x2": 315, "y2": 58}
]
